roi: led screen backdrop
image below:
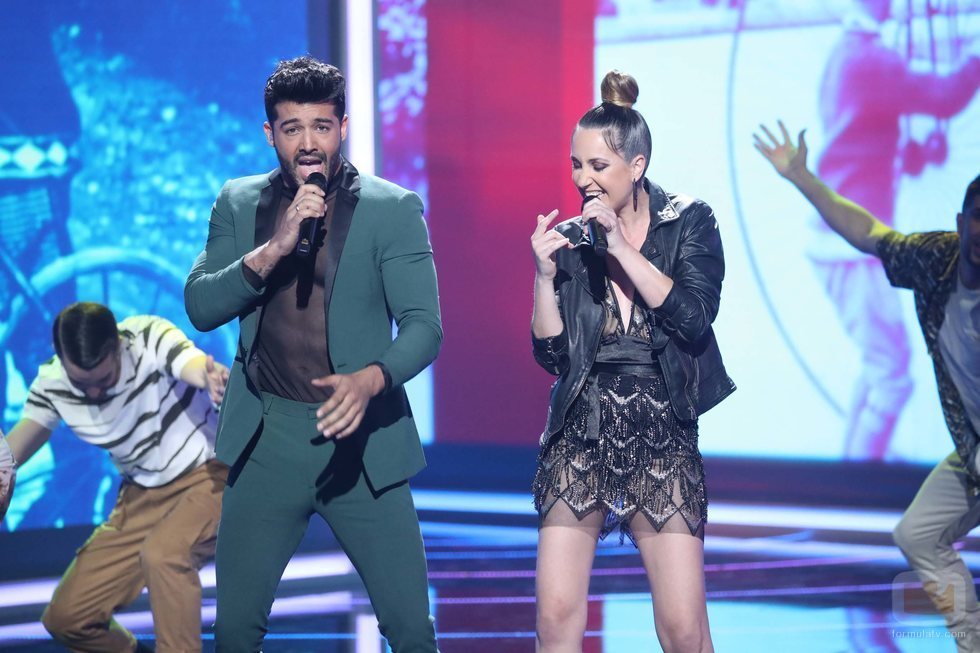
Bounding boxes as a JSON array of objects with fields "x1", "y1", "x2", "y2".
[
  {"x1": 597, "y1": 0, "x2": 980, "y2": 462},
  {"x1": 424, "y1": 0, "x2": 980, "y2": 463},
  {"x1": 1, "y1": 1, "x2": 307, "y2": 530},
  {"x1": 2, "y1": 0, "x2": 978, "y2": 532}
]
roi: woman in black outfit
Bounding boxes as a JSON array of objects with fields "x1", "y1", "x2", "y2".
[{"x1": 530, "y1": 70, "x2": 735, "y2": 653}]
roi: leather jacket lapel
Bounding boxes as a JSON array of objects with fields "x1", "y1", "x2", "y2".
[
  {"x1": 569, "y1": 247, "x2": 607, "y2": 300},
  {"x1": 647, "y1": 180, "x2": 680, "y2": 230},
  {"x1": 645, "y1": 180, "x2": 679, "y2": 276}
]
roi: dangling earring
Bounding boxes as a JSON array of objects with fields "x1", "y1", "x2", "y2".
[{"x1": 632, "y1": 178, "x2": 639, "y2": 212}]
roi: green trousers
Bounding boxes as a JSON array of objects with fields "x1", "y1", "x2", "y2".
[{"x1": 214, "y1": 393, "x2": 438, "y2": 652}]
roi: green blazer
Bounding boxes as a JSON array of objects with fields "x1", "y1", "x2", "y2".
[{"x1": 184, "y1": 161, "x2": 442, "y2": 490}]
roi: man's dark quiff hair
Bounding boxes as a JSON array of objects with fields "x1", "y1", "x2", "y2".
[
  {"x1": 264, "y1": 56, "x2": 346, "y2": 124},
  {"x1": 52, "y1": 302, "x2": 119, "y2": 370},
  {"x1": 963, "y1": 173, "x2": 980, "y2": 214}
]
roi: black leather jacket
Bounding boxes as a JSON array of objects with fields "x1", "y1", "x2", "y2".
[{"x1": 532, "y1": 180, "x2": 735, "y2": 442}]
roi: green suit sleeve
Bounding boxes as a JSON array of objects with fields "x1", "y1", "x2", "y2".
[
  {"x1": 184, "y1": 182, "x2": 265, "y2": 332},
  {"x1": 375, "y1": 192, "x2": 443, "y2": 388}
]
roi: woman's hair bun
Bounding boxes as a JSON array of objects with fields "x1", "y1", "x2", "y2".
[{"x1": 600, "y1": 70, "x2": 639, "y2": 109}]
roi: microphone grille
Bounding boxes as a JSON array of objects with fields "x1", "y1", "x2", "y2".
[{"x1": 305, "y1": 171, "x2": 328, "y2": 191}]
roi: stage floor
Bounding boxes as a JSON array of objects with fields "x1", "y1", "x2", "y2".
[{"x1": 1, "y1": 489, "x2": 975, "y2": 652}]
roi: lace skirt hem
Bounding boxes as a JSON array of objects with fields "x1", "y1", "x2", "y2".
[{"x1": 531, "y1": 370, "x2": 707, "y2": 545}]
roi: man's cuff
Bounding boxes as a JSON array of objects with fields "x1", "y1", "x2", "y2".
[
  {"x1": 242, "y1": 263, "x2": 267, "y2": 291},
  {"x1": 368, "y1": 361, "x2": 393, "y2": 394}
]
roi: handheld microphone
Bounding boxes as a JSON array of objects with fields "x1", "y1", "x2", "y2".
[
  {"x1": 296, "y1": 171, "x2": 328, "y2": 257},
  {"x1": 582, "y1": 195, "x2": 608, "y2": 257}
]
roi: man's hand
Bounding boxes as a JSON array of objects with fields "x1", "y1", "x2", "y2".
[
  {"x1": 311, "y1": 366, "x2": 386, "y2": 439},
  {"x1": 245, "y1": 181, "x2": 327, "y2": 280},
  {"x1": 268, "y1": 183, "x2": 326, "y2": 258},
  {"x1": 204, "y1": 355, "x2": 230, "y2": 406},
  {"x1": 753, "y1": 120, "x2": 809, "y2": 180}
]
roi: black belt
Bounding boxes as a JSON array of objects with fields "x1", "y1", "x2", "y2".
[{"x1": 590, "y1": 361, "x2": 661, "y2": 377}]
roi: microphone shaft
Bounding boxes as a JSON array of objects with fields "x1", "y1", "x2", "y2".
[
  {"x1": 296, "y1": 171, "x2": 329, "y2": 258},
  {"x1": 582, "y1": 195, "x2": 608, "y2": 257},
  {"x1": 296, "y1": 218, "x2": 317, "y2": 257},
  {"x1": 588, "y1": 218, "x2": 607, "y2": 257}
]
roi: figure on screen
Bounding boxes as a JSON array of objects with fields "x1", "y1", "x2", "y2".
[
  {"x1": 530, "y1": 70, "x2": 735, "y2": 653},
  {"x1": 756, "y1": 121, "x2": 980, "y2": 650},
  {"x1": 184, "y1": 56, "x2": 442, "y2": 651},
  {"x1": 806, "y1": 0, "x2": 980, "y2": 459},
  {"x1": 0, "y1": 302, "x2": 229, "y2": 651},
  {"x1": 0, "y1": 7, "x2": 81, "y2": 422},
  {"x1": 0, "y1": 4, "x2": 92, "y2": 528}
]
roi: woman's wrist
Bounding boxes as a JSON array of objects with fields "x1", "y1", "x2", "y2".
[{"x1": 605, "y1": 237, "x2": 635, "y2": 260}]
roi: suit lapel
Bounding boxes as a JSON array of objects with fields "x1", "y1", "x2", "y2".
[
  {"x1": 322, "y1": 160, "x2": 361, "y2": 315},
  {"x1": 242, "y1": 170, "x2": 280, "y2": 369},
  {"x1": 253, "y1": 169, "x2": 282, "y2": 249}
]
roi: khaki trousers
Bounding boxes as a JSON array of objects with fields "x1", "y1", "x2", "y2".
[
  {"x1": 42, "y1": 459, "x2": 227, "y2": 653},
  {"x1": 894, "y1": 452, "x2": 980, "y2": 652}
]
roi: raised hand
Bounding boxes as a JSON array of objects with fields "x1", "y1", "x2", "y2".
[
  {"x1": 269, "y1": 182, "x2": 326, "y2": 257},
  {"x1": 753, "y1": 120, "x2": 809, "y2": 180},
  {"x1": 581, "y1": 196, "x2": 626, "y2": 256},
  {"x1": 531, "y1": 209, "x2": 569, "y2": 281}
]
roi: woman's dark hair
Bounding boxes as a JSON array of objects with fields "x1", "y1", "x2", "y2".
[
  {"x1": 264, "y1": 56, "x2": 346, "y2": 124},
  {"x1": 52, "y1": 302, "x2": 119, "y2": 370},
  {"x1": 577, "y1": 70, "x2": 652, "y2": 176}
]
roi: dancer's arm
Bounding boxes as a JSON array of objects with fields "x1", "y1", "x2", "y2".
[{"x1": 753, "y1": 120, "x2": 894, "y2": 256}]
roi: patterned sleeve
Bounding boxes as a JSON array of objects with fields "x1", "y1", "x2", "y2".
[
  {"x1": 876, "y1": 231, "x2": 952, "y2": 291},
  {"x1": 0, "y1": 436, "x2": 12, "y2": 470},
  {"x1": 0, "y1": 434, "x2": 13, "y2": 520},
  {"x1": 140, "y1": 316, "x2": 205, "y2": 379},
  {"x1": 21, "y1": 371, "x2": 62, "y2": 431}
]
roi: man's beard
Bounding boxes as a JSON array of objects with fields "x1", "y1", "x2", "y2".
[{"x1": 280, "y1": 151, "x2": 342, "y2": 188}]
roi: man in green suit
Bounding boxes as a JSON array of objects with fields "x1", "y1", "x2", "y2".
[{"x1": 184, "y1": 56, "x2": 442, "y2": 652}]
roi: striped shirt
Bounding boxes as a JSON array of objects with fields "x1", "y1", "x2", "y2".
[{"x1": 23, "y1": 315, "x2": 217, "y2": 487}]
